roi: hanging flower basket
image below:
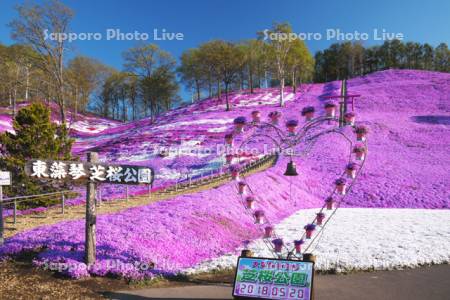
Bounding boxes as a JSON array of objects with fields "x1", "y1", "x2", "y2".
[
  {"x1": 353, "y1": 145, "x2": 366, "y2": 161},
  {"x1": 254, "y1": 210, "x2": 265, "y2": 224},
  {"x1": 294, "y1": 239, "x2": 304, "y2": 254},
  {"x1": 268, "y1": 111, "x2": 281, "y2": 125},
  {"x1": 286, "y1": 119, "x2": 299, "y2": 133},
  {"x1": 230, "y1": 165, "x2": 240, "y2": 180},
  {"x1": 335, "y1": 178, "x2": 347, "y2": 195},
  {"x1": 325, "y1": 197, "x2": 334, "y2": 210},
  {"x1": 245, "y1": 196, "x2": 255, "y2": 209},
  {"x1": 158, "y1": 148, "x2": 169, "y2": 157},
  {"x1": 251, "y1": 110, "x2": 261, "y2": 123},
  {"x1": 264, "y1": 226, "x2": 273, "y2": 238},
  {"x1": 354, "y1": 125, "x2": 368, "y2": 141},
  {"x1": 224, "y1": 133, "x2": 233, "y2": 146},
  {"x1": 233, "y1": 116, "x2": 247, "y2": 133},
  {"x1": 238, "y1": 181, "x2": 246, "y2": 194},
  {"x1": 324, "y1": 102, "x2": 337, "y2": 117},
  {"x1": 225, "y1": 154, "x2": 234, "y2": 164},
  {"x1": 316, "y1": 212, "x2": 326, "y2": 226},
  {"x1": 301, "y1": 106, "x2": 315, "y2": 121},
  {"x1": 344, "y1": 112, "x2": 356, "y2": 126},
  {"x1": 304, "y1": 224, "x2": 316, "y2": 239},
  {"x1": 346, "y1": 163, "x2": 358, "y2": 179},
  {"x1": 272, "y1": 238, "x2": 284, "y2": 253}
]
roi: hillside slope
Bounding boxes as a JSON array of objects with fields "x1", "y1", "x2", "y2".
[
  {"x1": 2, "y1": 70, "x2": 448, "y2": 207},
  {"x1": 70, "y1": 69, "x2": 448, "y2": 208},
  {"x1": 1, "y1": 69, "x2": 449, "y2": 279},
  {"x1": 0, "y1": 102, "x2": 122, "y2": 135}
]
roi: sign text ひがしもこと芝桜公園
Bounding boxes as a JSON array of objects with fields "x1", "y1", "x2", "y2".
[
  {"x1": 25, "y1": 160, "x2": 154, "y2": 185},
  {"x1": 233, "y1": 257, "x2": 314, "y2": 300}
]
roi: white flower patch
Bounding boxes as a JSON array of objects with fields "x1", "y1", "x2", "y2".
[
  {"x1": 155, "y1": 167, "x2": 182, "y2": 180},
  {"x1": 76, "y1": 132, "x2": 124, "y2": 142},
  {"x1": 193, "y1": 104, "x2": 227, "y2": 114},
  {"x1": 0, "y1": 119, "x2": 15, "y2": 134},
  {"x1": 183, "y1": 208, "x2": 450, "y2": 274},
  {"x1": 159, "y1": 139, "x2": 212, "y2": 160},
  {"x1": 188, "y1": 157, "x2": 225, "y2": 177},
  {"x1": 207, "y1": 126, "x2": 229, "y2": 133},
  {"x1": 116, "y1": 152, "x2": 154, "y2": 163},
  {"x1": 0, "y1": 120, "x2": 13, "y2": 129},
  {"x1": 71, "y1": 120, "x2": 110, "y2": 133},
  {"x1": 233, "y1": 92, "x2": 296, "y2": 108},
  {"x1": 153, "y1": 118, "x2": 234, "y2": 131}
]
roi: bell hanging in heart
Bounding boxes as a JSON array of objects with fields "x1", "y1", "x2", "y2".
[{"x1": 284, "y1": 160, "x2": 298, "y2": 176}]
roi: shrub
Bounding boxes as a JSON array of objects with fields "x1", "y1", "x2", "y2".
[{"x1": 0, "y1": 103, "x2": 74, "y2": 208}]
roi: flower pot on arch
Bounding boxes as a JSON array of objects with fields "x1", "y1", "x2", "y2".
[
  {"x1": 324, "y1": 102, "x2": 337, "y2": 118},
  {"x1": 268, "y1": 111, "x2": 281, "y2": 125},
  {"x1": 294, "y1": 239, "x2": 304, "y2": 254},
  {"x1": 304, "y1": 224, "x2": 316, "y2": 239},
  {"x1": 272, "y1": 238, "x2": 284, "y2": 253},
  {"x1": 335, "y1": 178, "x2": 347, "y2": 195},
  {"x1": 301, "y1": 106, "x2": 315, "y2": 121},
  {"x1": 251, "y1": 110, "x2": 261, "y2": 123},
  {"x1": 254, "y1": 210, "x2": 265, "y2": 224},
  {"x1": 233, "y1": 116, "x2": 247, "y2": 133},
  {"x1": 245, "y1": 196, "x2": 255, "y2": 209}
]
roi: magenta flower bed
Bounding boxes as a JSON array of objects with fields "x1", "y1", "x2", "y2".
[
  {"x1": 1, "y1": 69, "x2": 449, "y2": 279},
  {"x1": 0, "y1": 160, "x2": 322, "y2": 279}
]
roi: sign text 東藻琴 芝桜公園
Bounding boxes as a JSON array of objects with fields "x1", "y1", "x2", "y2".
[{"x1": 25, "y1": 159, "x2": 154, "y2": 185}]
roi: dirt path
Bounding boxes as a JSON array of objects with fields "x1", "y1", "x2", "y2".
[
  {"x1": 3, "y1": 194, "x2": 155, "y2": 238},
  {"x1": 106, "y1": 265, "x2": 450, "y2": 300}
]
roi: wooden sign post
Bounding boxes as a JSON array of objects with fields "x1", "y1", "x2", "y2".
[
  {"x1": 25, "y1": 155, "x2": 154, "y2": 265},
  {"x1": 85, "y1": 152, "x2": 97, "y2": 265}
]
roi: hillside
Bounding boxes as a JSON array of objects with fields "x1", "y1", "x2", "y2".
[
  {"x1": 1, "y1": 69, "x2": 449, "y2": 279},
  {"x1": 0, "y1": 102, "x2": 122, "y2": 135}
]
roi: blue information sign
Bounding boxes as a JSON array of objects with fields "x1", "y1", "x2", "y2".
[{"x1": 233, "y1": 257, "x2": 314, "y2": 300}]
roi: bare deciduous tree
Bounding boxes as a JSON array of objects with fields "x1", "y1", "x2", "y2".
[{"x1": 9, "y1": 0, "x2": 74, "y2": 125}]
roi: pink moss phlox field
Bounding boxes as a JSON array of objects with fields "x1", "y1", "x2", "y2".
[
  {"x1": 0, "y1": 160, "x2": 319, "y2": 279},
  {"x1": 1, "y1": 70, "x2": 449, "y2": 279}
]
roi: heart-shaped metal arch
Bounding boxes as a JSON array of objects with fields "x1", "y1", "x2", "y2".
[{"x1": 224, "y1": 111, "x2": 368, "y2": 260}]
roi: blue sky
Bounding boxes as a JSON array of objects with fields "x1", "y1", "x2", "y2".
[{"x1": 0, "y1": 0, "x2": 449, "y2": 101}]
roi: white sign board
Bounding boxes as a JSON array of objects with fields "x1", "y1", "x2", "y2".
[
  {"x1": 0, "y1": 171, "x2": 11, "y2": 186},
  {"x1": 25, "y1": 160, "x2": 154, "y2": 185}
]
